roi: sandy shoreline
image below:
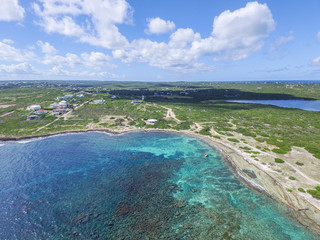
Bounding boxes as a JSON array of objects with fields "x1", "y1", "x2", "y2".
[{"x1": 1, "y1": 127, "x2": 320, "y2": 235}]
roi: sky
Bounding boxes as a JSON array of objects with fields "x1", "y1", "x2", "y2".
[{"x1": 0, "y1": 0, "x2": 320, "y2": 82}]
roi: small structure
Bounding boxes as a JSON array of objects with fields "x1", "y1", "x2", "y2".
[
  {"x1": 111, "y1": 95, "x2": 117, "y2": 99},
  {"x1": 53, "y1": 108, "x2": 67, "y2": 116},
  {"x1": 64, "y1": 94, "x2": 74, "y2": 99},
  {"x1": 27, "y1": 115, "x2": 40, "y2": 120},
  {"x1": 147, "y1": 119, "x2": 158, "y2": 124},
  {"x1": 93, "y1": 99, "x2": 106, "y2": 104},
  {"x1": 76, "y1": 94, "x2": 84, "y2": 98},
  {"x1": 49, "y1": 102, "x2": 60, "y2": 109},
  {"x1": 59, "y1": 101, "x2": 69, "y2": 108},
  {"x1": 27, "y1": 105, "x2": 41, "y2": 111},
  {"x1": 35, "y1": 109, "x2": 48, "y2": 115}
]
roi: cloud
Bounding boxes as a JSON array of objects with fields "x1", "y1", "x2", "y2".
[
  {"x1": 0, "y1": 41, "x2": 34, "y2": 62},
  {"x1": 2, "y1": 39, "x2": 15, "y2": 44},
  {"x1": 114, "y1": 1, "x2": 275, "y2": 72},
  {"x1": 270, "y1": 35, "x2": 294, "y2": 51},
  {"x1": 169, "y1": 28, "x2": 201, "y2": 48},
  {"x1": 0, "y1": 0, "x2": 25, "y2": 21},
  {"x1": 37, "y1": 40, "x2": 57, "y2": 55},
  {"x1": 312, "y1": 56, "x2": 320, "y2": 66},
  {"x1": 0, "y1": 62, "x2": 39, "y2": 75},
  {"x1": 32, "y1": 0, "x2": 132, "y2": 49},
  {"x1": 192, "y1": 1, "x2": 275, "y2": 60},
  {"x1": 42, "y1": 51, "x2": 115, "y2": 69},
  {"x1": 145, "y1": 17, "x2": 175, "y2": 35},
  {"x1": 50, "y1": 66, "x2": 119, "y2": 79}
]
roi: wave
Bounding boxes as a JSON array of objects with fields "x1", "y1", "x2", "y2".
[{"x1": 237, "y1": 170, "x2": 265, "y2": 191}]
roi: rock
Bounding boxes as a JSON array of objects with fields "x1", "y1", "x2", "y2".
[
  {"x1": 105, "y1": 221, "x2": 114, "y2": 226},
  {"x1": 190, "y1": 188, "x2": 198, "y2": 193},
  {"x1": 176, "y1": 187, "x2": 183, "y2": 191},
  {"x1": 174, "y1": 211, "x2": 180, "y2": 216},
  {"x1": 176, "y1": 201, "x2": 186, "y2": 208},
  {"x1": 183, "y1": 223, "x2": 193, "y2": 229}
]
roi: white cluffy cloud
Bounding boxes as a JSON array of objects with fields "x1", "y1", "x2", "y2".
[
  {"x1": 312, "y1": 56, "x2": 320, "y2": 66},
  {"x1": 145, "y1": 17, "x2": 175, "y2": 35},
  {"x1": 32, "y1": 0, "x2": 133, "y2": 49},
  {"x1": 0, "y1": 63, "x2": 39, "y2": 75},
  {"x1": 114, "y1": 1, "x2": 275, "y2": 72},
  {"x1": 50, "y1": 66, "x2": 119, "y2": 79},
  {"x1": 42, "y1": 51, "x2": 115, "y2": 69},
  {"x1": 37, "y1": 40, "x2": 57, "y2": 55},
  {"x1": 0, "y1": 0, "x2": 25, "y2": 21},
  {"x1": 0, "y1": 41, "x2": 34, "y2": 62}
]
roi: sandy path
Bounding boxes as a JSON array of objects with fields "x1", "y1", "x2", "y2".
[
  {"x1": 286, "y1": 162, "x2": 320, "y2": 185},
  {"x1": 162, "y1": 106, "x2": 181, "y2": 123},
  {"x1": 0, "y1": 111, "x2": 14, "y2": 118},
  {"x1": 194, "y1": 122, "x2": 203, "y2": 131}
]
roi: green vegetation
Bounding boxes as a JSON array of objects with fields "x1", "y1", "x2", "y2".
[
  {"x1": 286, "y1": 188, "x2": 293, "y2": 193},
  {"x1": 275, "y1": 158, "x2": 285, "y2": 163},
  {"x1": 296, "y1": 162, "x2": 304, "y2": 166},
  {"x1": 1, "y1": 81, "x2": 320, "y2": 163},
  {"x1": 228, "y1": 138, "x2": 240, "y2": 143},
  {"x1": 199, "y1": 127, "x2": 212, "y2": 137},
  {"x1": 307, "y1": 187, "x2": 320, "y2": 199},
  {"x1": 298, "y1": 188, "x2": 306, "y2": 193},
  {"x1": 289, "y1": 176, "x2": 296, "y2": 180}
]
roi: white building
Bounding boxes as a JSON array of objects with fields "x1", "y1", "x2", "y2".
[
  {"x1": 59, "y1": 101, "x2": 69, "y2": 108},
  {"x1": 49, "y1": 102, "x2": 60, "y2": 109},
  {"x1": 147, "y1": 119, "x2": 158, "y2": 124},
  {"x1": 64, "y1": 94, "x2": 74, "y2": 99},
  {"x1": 93, "y1": 99, "x2": 106, "y2": 104},
  {"x1": 27, "y1": 105, "x2": 41, "y2": 111}
]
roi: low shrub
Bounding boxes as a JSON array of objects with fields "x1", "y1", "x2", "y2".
[
  {"x1": 199, "y1": 127, "x2": 212, "y2": 137},
  {"x1": 275, "y1": 158, "x2": 284, "y2": 163},
  {"x1": 272, "y1": 148, "x2": 287, "y2": 154},
  {"x1": 289, "y1": 176, "x2": 296, "y2": 180},
  {"x1": 307, "y1": 187, "x2": 320, "y2": 199},
  {"x1": 296, "y1": 162, "x2": 304, "y2": 166},
  {"x1": 298, "y1": 188, "x2": 306, "y2": 193},
  {"x1": 228, "y1": 138, "x2": 239, "y2": 143}
]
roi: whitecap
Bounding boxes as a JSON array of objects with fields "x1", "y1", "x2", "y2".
[{"x1": 237, "y1": 170, "x2": 265, "y2": 191}]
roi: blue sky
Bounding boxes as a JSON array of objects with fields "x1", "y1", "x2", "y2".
[{"x1": 0, "y1": 0, "x2": 320, "y2": 81}]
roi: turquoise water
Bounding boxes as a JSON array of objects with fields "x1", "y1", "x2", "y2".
[
  {"x1": 0, "y1": 132, "x2": 318, "y2": 239},
  {"x1": 228, "y1": 99, "x2": 320, "y2": 111}
]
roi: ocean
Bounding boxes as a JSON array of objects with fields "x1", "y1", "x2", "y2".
[{"x1": 0, "y1": 132, "x2": 318, "y2": 239}]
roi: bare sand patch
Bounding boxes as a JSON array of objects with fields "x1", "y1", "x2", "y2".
[{"x1": 0, "y1": 104, "x2": 16, "y2": 109}]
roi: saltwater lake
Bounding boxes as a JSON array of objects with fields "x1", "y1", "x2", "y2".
[
  {"x1": 228, "y1": 100, "x2": 320, "y2": 111},
  {"x1": 0, "y1": 132, "x2": 318, "y2": 239}
]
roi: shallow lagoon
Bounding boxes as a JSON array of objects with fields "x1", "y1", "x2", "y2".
[
  {"x1": 228, "y1": 99, "x2": 320, "y2": 111},
  {"x1": 0, "y1": 132, "x2": 318, "y2": 239}
]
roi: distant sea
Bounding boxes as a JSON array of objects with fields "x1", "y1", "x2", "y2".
[{"x1": 0, "y1": 132, "x2": 318, "y2": 239}]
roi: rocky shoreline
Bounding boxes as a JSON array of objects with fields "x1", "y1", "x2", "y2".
[{"x1": 1, "y1": 127, "x2": 320, "y2": 236}]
